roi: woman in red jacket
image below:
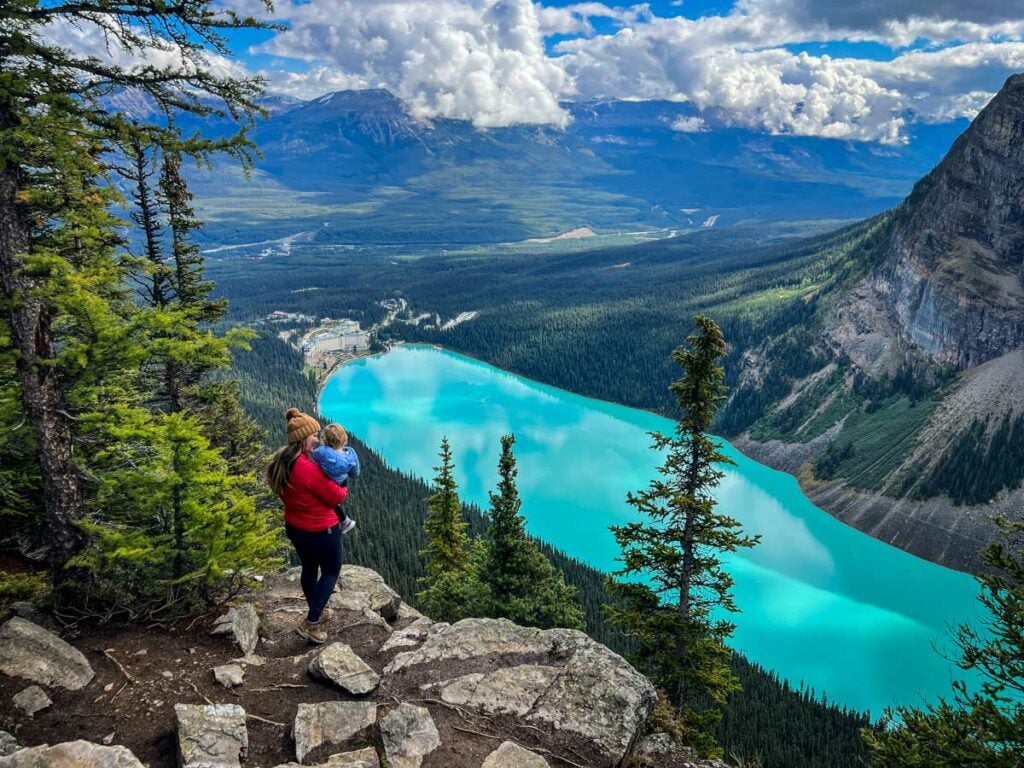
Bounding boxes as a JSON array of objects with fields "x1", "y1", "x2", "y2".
[{"x1": 267, "y1": 408, "x2": 347, "y2": 644}]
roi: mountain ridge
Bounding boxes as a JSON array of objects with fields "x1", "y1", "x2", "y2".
[{"x1": 727, "y1": 74, "x2": 1024, "y2": 571}]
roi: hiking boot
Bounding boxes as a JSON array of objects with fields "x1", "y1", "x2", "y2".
[
  {"x1": 295, "y1": 618, "x2": 328, "y2": 644},
  {"x1": 340, "y1": 517, "x2": 356, "y2": 535},
  {"x1": 319, "y1": 606, "x2": 335, "y2": 622}
]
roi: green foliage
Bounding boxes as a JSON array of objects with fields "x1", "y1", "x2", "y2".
[
  {"x1": 71, "y1": 411, "x2": 281, "y2": 616},
  {"x1": 477, "y1": 435, "x2": 585, "y2": 630},
  {"x1": 608, "y1": 318, "x2": 760, "y2": 757},
  {"x1": 417, "y1": 437, "x2": 482, "y2": 622},
  {"x1": 865, "y1": 518, "x2": 1024, "y2": 767}
]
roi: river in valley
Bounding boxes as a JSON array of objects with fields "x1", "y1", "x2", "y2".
[{"x1": 318, "y1": 344, "x2": 982, "y2": 716}]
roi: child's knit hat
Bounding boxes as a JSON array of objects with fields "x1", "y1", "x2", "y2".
[{"x1": 285, "y1": 407, "x2": 320, "y2": 444}]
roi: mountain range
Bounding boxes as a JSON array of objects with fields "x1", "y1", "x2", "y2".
[{"x1": 168, "y1": 88, "x2": 966, "y2": 245}]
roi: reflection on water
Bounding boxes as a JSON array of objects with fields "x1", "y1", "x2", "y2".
[{"x1": 320, "y1": 345, "x2": 980, "y2": 715}]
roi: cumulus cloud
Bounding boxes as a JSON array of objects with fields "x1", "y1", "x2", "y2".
[
  {"x1": 554, "y1": 9, "x2": 1024, "y2": 143},
  {"x1": 48, "y1": 0, "x2": 1024, "y2": 142},
  {"x1": 255, "y1": 0, "x2": 572, "y2": 127}
]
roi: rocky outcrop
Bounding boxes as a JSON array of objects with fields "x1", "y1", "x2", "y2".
[
  {"x1": 881, "y1": 74, "x2": 1024, "y2": 369},
  {"x1": 384, "y1": 618, "x2": 656, "y2": 764},
  {"x1": 0, "y1": 741, "x2": 144, "y2": 768},
  {"x1": 0, "y1": 618, "x2": 94, "y2": 691},
  {"x1": 1, "y1": 567, "x2": 709, "y2": 768}
]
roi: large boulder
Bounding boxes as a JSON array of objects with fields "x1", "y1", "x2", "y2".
[
  {"x1": 383, "y1": 618, "x2": 655, "y2": 765},
  {"x1": 378, "y1": 704, "x2": 440, "y2": 768},
  {"x1": 0, "y1": 618, "x2": 94, "y2": 690},
  {"x1": 0, "y1": 741, "x2": 144, "y2": 768},
  {"x1": 210, "y1": 604, "x2": 261, "y2": 656},
  {"x1": 292, "y1": 702, "x2": 377, "y2": 764},
  {"x1": 336, "y1": 566, "x2": 401, "y2": 621},
  {"x1": 526, "y1": 640, "x2": 656, "y2": 762},
  {"x1": 175, "y1": 703, "x2": 248, "y2": 768},
  {"x1": 482, "y1": 742, "x2": 550, "y2": 768},
  {"x1": 307, "y1": 643, "x2": 379, "y2": 695}
]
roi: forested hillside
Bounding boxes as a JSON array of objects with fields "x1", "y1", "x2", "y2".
[{"x1": 231, "y1": 332, "x2": 872, "y2": 768}]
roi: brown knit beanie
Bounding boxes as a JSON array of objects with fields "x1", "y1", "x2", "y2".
[{"x1": 285, "y1": 407, "x2": 320, "y2": 444}]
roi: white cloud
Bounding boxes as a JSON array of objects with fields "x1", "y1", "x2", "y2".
[
  {"x1": 255, "y1": 0, "x2": 572, "y2": 127},
  {"x1": 670, "y1": 116, "x2": 706, "y2": 132},
  {"x1": 47, "y1": 0, "x2": 1024, "y2": 142}
]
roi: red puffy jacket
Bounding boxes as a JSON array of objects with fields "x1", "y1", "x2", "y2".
[{"x1": 281, "y1": 453, "x2": 348, "y2": 531}]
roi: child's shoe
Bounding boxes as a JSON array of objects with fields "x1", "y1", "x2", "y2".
[{"x1": 340, "y1": 517, "x2": 356, "y2": 535}]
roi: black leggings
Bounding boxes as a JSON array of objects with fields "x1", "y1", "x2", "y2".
[{"x1": 286, "y1": 523, "x2": 344, "y2": 623}]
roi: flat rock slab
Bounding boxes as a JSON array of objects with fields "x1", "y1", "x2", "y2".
[
  {"x1": 213, "y1": 664, "x2": 245, "y2": 688},
  {"x1": 0, "y1": 741, "x2": 144, "y2": 768},
  {"x1": 292, "y1": 702, "x2": 377, "y2": 764},
  {"x1": 210, "y1": 604, "x2": 260, "y2": 657},
  {"x1": 383, "y1": 618, "x2": 587, "y2": 675},
  {"x1": 429, "y1": 665, "x2": 561, "y2": 717},
  {"x1": 308, "y1": 643, "x2": 379, "y2": 695},
  {"x1": 384, "y1": 618, "x2": 655, "y2": 765},
  {"x1": 0, "y1": 731, "x2": 18, "y2": 757},
  {"x1": 336, "y1": 566, "x2": 401, "y2": 621},
  {"x1": 0, "y1": 617, "x2": 94, "y2": 690},
  {"x1": 378, "y1": 704, "x2": 440, "y2": 768},
  {"x1": 482, "y1": 742, "x2": 550, "y2": 768},
  {"x1": 175, "y1": 703, "x2": 248, "y2": 768},
  {"x1": 13, "y1": 685, "x2": 52, "y2": 717}
]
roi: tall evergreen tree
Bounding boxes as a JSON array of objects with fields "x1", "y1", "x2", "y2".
[
  {"x1": 417, "y1": 437, "x2": 479, "y2": 621},
  {"x1": 607, "y1": 316, "x2": 759, "y2": 758},
  {"x1": 0, "y1": 0, "x2": 271, "y2": 581},
  {"x1": 477, "y1": 434, "x2": 584, "y2": 630},
  {"x1": 865, "y1": 517, "x2": 1024, "y2": 767}
]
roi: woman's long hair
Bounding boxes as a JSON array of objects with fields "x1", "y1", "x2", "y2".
[{"x1": 267, "y1": 441, "x2": 303, "y2": 497}]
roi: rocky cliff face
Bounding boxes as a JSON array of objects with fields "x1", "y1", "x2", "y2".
[
  {"x1": 0, "y1": 567, "x2": 722, "y2": 768},
  {"x1": 733, "y1": 75, "x2": 1024, "y2": 572},
  {"x1": 874, "y1": 73, "x2": 1024, "y2": 369}
]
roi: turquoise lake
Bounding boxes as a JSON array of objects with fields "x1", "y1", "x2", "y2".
[{"x1": 319, "y1": 344, "x2": 982, "y2": 716}]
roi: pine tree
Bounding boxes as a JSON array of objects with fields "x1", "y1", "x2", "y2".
[
  {"x1": 0, "y1": 0, "x2": 271, "y2": 582},
  {"x1": 477, "y1": 434, "x2": 585, "y2": 630},
  {"x1": 607, "y1": 316, "x2": 759, "y2": 758},
  {"x1": 417, "y1": 437, "x2": 480, "y2": 622},
  {"x1": 865, "y1": 517, "x2": 1024, "y2": 767}
]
